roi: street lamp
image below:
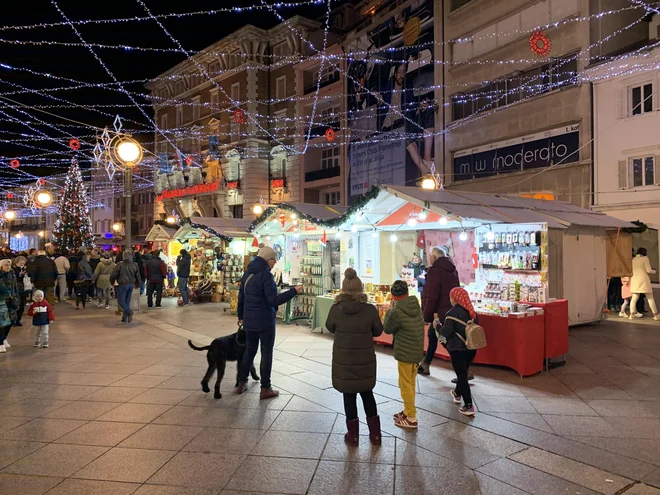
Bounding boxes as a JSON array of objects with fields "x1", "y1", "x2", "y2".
[
  {"x1": 3, "y1": 210, "x2": 16, "y2": 221},
  {"x1": 166, "y1": 216, "x2": 177, "y2": 225},
  {"x1": 109, "y1": 134, "x2": 143, "y2": 250},
  {"x1": 420, "y1": 174, "x2": 438, "y2": 190},
  {"x1": 35, "y1": 190, "x2": 54, "y2": 208},
  {"x1": 112, "y1": 222, "x2": 122, "y2": 232}
]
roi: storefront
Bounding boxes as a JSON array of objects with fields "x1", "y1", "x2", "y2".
[{"x1": 251, "y1": 185, "x2": 632, "y2": 375}]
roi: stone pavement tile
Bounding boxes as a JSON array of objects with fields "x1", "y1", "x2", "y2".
[
  {"x1": 477, "y1": 458, "x2": 600, "y2": 494},
  {"x1": 605, "y1": 417, "x2": 660, "y2": 439},
  {"x1": 224, "y1": 456, "x2": 317, "y2": 494},
  {"x1": 182, "y1": 427, "x2": 264, "y2": 455},
  {"x1": 23, "y1": 385, "x2": 103, "y2": 401},
  {"x1": 0, "y1": 398, "x2": 72, "y2": 418},
  {"x1": 528, "y1": 397, "x2": 599, "y2": 416},
  {"x1": 221, "y1": 492, "x2": 288, "y2": 495},
  {"x1": 486, "y1": 412, "x2": 555, "y2": 433},
  {"x1": 81, "y1": 387, "x2": 150, "y2": 403},
  {"x1": 0, "y1": 441, "x2": 46, "y2": 470},
  {"x1": 558, "y1": 374, "x2": 634, "y2": 400},
  {"x1": 515, "y1": 375, "x2": 579, "y2": 398},
  {"x1": 155, "y1": 376, "x2": 204, "y2": 390},
  {"x1": 87, "y1": 355, "x2": 132, "y2": 364},
  {"x1": 0, "y1": 473, "x2": 63, "y2": 495},
  {"x1": 119, "y1": 425, "x2": 203, "y2": 451},
  {"x1": 42, "y1": 401, "x2": 123, "y2": 420},
  {"x1": 46, "y1": 479, "x2": 140, "y2": 495},
  {"x1": 307, "y1": 460, "x2": 394, "y2": 495},
  {"x1": 474, "y1": 472, "x2": 530, "y2": 495},
  {"x1": 575, "y1": 437, "x2": 660, "y2": 466},
  {"x1": 110, "y1": 375, "x2": 170, "y2": 389},
  {"x1": 433, "y1": 421, "x2": 527, "y2": 456},
  {"x1": 73, "y1": 448, "x2": 176, "y2": 483},
  {"x1": 54, "y1": 421, "x2": 144, "y2": 447},
  {"x1": 135, "y1": 485, "x2": 216, "y2": 495},
  {"x1": 378, "y1": 399, "x2": 449, "y2": 427},
  {"x1": 0, "y1": 416, "x2": 31, "y2": 434},
  {"x1": 474, "y1": 396, "x2": 537, "y2": 414},
  {"x1": 147, "y1": 452, "x2": 244, "y2": 489},
  {"x1": 156, "y1": 405, "x2": 280, "y2": 429},
  {"x1": 1, "y1": 418, "x2": 87, "y2": 442},
  {"x1": 321, "y1": 434, "x2": 394, "y2": 464},
  {"x1": 587, "y1": 400, "x2": 660, "y2": 418},
  {"x1": 394, "y1": 440, "x2": 461, "y2": 468},
  {"x1": 283, "y1": 396, "x2": 335, "y2": 413},
  {"x1": 65, "y1": 362, "x2": 115, "y2": 373},
  {"x1": 510, "y1": 447, "x2": 631, "y2": 494},
  {"x1": 626, "y1": 485, "x2": 660, "y2": 495},
  {"x1": 128, "y1": 388, "x2": 195, "y2": 405},
  {"x1": 644, "y1": 468, "x2": 660, "y2": 488},
  {"x1": 2, "y1": 443, "x2": 108, "y2": 477},
  {"x1": 542, "y1": 415, "x2": 616, "y2": 437},
  {"x1": 394, "y1": 464, "x2": 482, "y2": 494},
  {"x1": 252, "y1": 430, "x2": 329, "y2": 459},
  {"x1": 270, "y1": 411, "x2": 337, "y2": 433},
  {"x1": 180, "y1": 391, "x2": 292, "y2": 410},
  {"x1": 96, "y1": 403, "x2": 173, "y2": 424},
  {"x1": 96, "y1": 363, "x2": 153, "y2": 375},
  {"x1": 136, "y1": 364, "x2": 190, "y2": 376},
  {"x1": 120, "y1": 355, "x2": 166, "y2": 366},
  {"x1": 65, "y1": 373, "x2": 129, "y2": 386}
]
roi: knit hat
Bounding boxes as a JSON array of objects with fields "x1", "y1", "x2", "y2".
[
  {"x1": 390, "y1": 280, "x2": 409, "y2": 301},
  {"x1": 341, "y1": 268, "x2": 363, "y2": 293},
  {"x1": 257, "y1": 246, "x2": 277, "y2": 261},
  {"x1": 34, "y1": 290, "x2": 44, "y2": 299}
]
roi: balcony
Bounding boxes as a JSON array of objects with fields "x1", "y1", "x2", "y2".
[
  {"x1": 308, "y1": 121, "x2": 339, "y2": 139},
  {"x1": 305, "y1": 167, "x2": 340, "y2": 182},
  {"x1": 303, "y1": 73, "x2": 341, "y2": 95}
]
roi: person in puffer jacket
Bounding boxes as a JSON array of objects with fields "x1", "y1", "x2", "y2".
[
  {"x1": 92, "y1": 253, "x2": 116, "y2": 309},
  {"x1": 109, "y1": 250, "x2": 141, "y2": 323},
  {"x1": 28, "y1": 290, "x2": 54, "y2": 348},
  {"x1": 384, "y1": 280, "x2": 424, "y2": 430}
]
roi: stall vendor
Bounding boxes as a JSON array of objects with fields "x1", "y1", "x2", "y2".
[{"x1": 408, "y1": 254, "x2": 426, "y2": 292}]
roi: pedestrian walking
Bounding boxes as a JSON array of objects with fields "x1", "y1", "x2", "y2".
[
  {"x1": 28, "y1": 290, "x2": 54, "y2": 348},
  {"x1": 384, "y1": 280, "x2": 424, "y2": 430},
  {"x1": 236, "y1": 246, "x2": 301, "y2": 399},
  {"x1": 0, "y1": 259, "x2": 19, "y2": 351},
  {"x1": 176, "y1": 249, "x2": 191, "y2": 306},
  {"x1": 53, "y1": 249, "x2": 70, "y2": 302},
  {"x1": 75, "y1": 252, "x2": 93, "y2": 310},
  {"x1": 109, "y1": 250, "x2": 141, "y2": 323},
  {"x1": 419, "y1": 246, "x2": 461, "y2": 378},
  {"x1": 325, "y1": 268, "x2": 384, "y2": 446},
  {"x1": 92, "y1": 253, "x2": 115, "y2": 309},
  {"x1": 12, "y1": 256, "x2": 29, "y2": 326},
  {"x1": 88, "y1": 249, "x2": 101, "y2": 300},
  {"x1": 439, "y1": 287, "x2": 479, "y2": 416},
  {"x1": 619, "y1": 277, "x2": 633, "y2": 318},
  {"x1": 66, "y1": 250, "x2": 80, "y2": 298},
  {"x1": 26, "y1": 250, "x2": 58, "y2": 305},
  {"x1": 630, "y1": 247, "x2": 660, "y2": 321},
  {"x1": 145, "y1": 249, "x2": 167, "y2": 308}
]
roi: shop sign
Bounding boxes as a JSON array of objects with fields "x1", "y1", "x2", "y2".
[
  {"x1": 226, "y1": 180, "x2": 240, "y2": 190},
  {"x1": 155, "y1": 180, "x2": 220, "y2": 202},
  {"x1": 270, "y1": 178, "x2": 286, "y2": 189},
  {"x1": 453, "y1": 124, "x2": 580, "y2": 182}
]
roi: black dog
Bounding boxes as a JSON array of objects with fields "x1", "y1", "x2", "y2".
[{"x1": 188, "y1": 327, "x2": 259, "y2": 399}]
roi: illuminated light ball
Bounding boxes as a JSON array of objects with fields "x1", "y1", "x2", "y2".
[
  {"x1": 407, "y1": 217, "x2": 418, "y2": 227},
  {"x1": 116, "y1": 140, "x2": 141, "y2": 163},
  {"x1": 166, "y1": 216, "x2": 177, "y2": 224},
  {"x1": 421, "y1": 175, "x2": 437, "y2": 190},
  {"x1": 351, "y1": 225, "x2": 358, "y2": 233},
  {"x1": 371, "y1": 231, "x2": 378, "y2": 238},
  {"x1": 439, "y1": 216, "x2": 448, "y2": 226},
  {"x1": 459, "y1": 231, "x2": 468, "y2": 242},
  {"x1": 418, "y1": 210, "x2": 428, "y2": 221},
  {"x1": 3, "y1": 210, "x2": 16, "y2": 220},
  {"x1": 112, "y1": 223, "x2": 121, "y2": 232},
  {"x1": 252, "y1": 204, "x2": 264, "y2": 215},
  {"x1": 390, "y1": 233, "x2": 397, "y2": 243},
  {"x1": 485, "y1": 230, "x2": 495, "y2": 241},
  {"x1": 35, "y1": 191, "x2": 53, "y2": 207}
]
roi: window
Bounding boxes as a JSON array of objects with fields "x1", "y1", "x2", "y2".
[
  {"x1": 230, "y1": 204, "x2": 243, "y2": 218},
  {"x1": 320, "y1": 105, "x2": 340, "y2": 125},
  {"x1": 272, "y1": 41, "x2": 289, "y2": 61},
  {"x1": 452, "y1": 54, "x2": 578, "y2": 120},
  {"x1": 209, "y1": 60, "x2": 221, "y2": 76},
  {"x1": 321, "y1": 147, "x2": 340, "y2": 169},
  {"x1": 160, "y1": 114, "x2": 168, "y2": 130},
  {"x1": 276, "y1": 76, "x2": 286, "y2": 100},
  {"x1": 324, "y1": 191, "x2": 340, "y2": 205},
  {"x1": 174, "y1": 79, "x2": 185, "y2": 95},
  {"x1": 451, "y1": 0, "x2": 472, "y2": 10},
  {"x1": 630, "y1": 83, "x2": 653, "y2": 116},
  {"x1": 210, "y1": 89, "x2": 219, "y2": 109},
  {"x1": 230, "y1": 120, "x2": 239, "y2": 142},
  {"x1": 313, "y1": 64, "x2": 339, "y2": 84},
  {"x1": 231, "y1": 83, "x2": 240, "y2": 102},
  {"x1": 620, "y1": 155, "x2": 658, "y2": 188},
  {"x1": 176, "y1": 106, "x2": 183, "y2": 127},
  {"x1": 159, "y1": 88, "x2": 168, "y2": 101},
  {"x1": 228, "y1": 49, "x2": 242, "y2": 70},
  {"x1": 192, "y1": 96, "x2": 200, "y2": 121}
]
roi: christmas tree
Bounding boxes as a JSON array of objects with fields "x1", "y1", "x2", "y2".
[{"x1": 53, "y1": 158, "x2": 95, "y2": 249}]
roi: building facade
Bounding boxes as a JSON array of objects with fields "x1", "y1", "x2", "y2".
[
  {"x1": 146, "y1": 17, "x2": 334, "y2": 219},
  {"x1": 441, "y1": 0, "x2": 647, "y2": 208}
]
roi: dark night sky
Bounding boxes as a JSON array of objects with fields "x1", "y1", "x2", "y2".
[{"x1": 0, "y1": 0, "x2": 350, "y2": 182}]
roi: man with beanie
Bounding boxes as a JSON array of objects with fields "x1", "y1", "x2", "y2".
[
  {"x1": 236, "y1": 246, "x2": 302, "y2": 400},
  {"x1": 384, "y1": 280, "x2": 425, "y2": 429},
  {"x1": 109, "y1": 250, "x2": 142, "y2": 323}
]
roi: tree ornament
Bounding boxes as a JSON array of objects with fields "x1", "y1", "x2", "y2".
[
  {"x1": 529, "y1": 31, "x2": 551, "y2": 57},
  {"x1": 185, "y1": 155, "x2": 194, "y2": 166},
  {"x1": 69, "y1": 138, "x2": 81, "y2": 150},
  {"x1": 233, "y1": 109, "x2": 245, "y2": 124},
  {"x1": 9, "y1": 159, "x2": 20, "y2": 169},
  {"x1": 325, "y1": 128, "x2": 336, "y2": 142}
]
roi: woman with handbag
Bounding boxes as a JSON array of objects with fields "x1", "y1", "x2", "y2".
[{"x1": 0, "y1": 259, "x2": 19, "y2": 351}]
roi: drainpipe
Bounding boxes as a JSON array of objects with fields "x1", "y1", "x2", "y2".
[
  {"x1": 590, "y1": 81, "x2": 595, "y2": 208},
  {"x1": 267, "y1": 42, "x2": 272, "y2": 206}
]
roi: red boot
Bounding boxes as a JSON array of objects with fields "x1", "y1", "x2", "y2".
[
  {"x1": 344, "y1": 418, "x2": 359, "y2": 446},
  {"x1": 367, "y1": 415, "x2": 382, "y2": 445}
]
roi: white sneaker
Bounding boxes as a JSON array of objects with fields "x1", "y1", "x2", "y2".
[
  {"x1": 3, "y1": 339, "x2": 9, "y2": 348},
  {"x1": 654, "y1": 314, "x2": 660, "y2": 321},
  {"x1": 0, "y1": 345, "x2": 6, "y2": 353},
  {"x1": 619, "y1": 312, "x2": 627, "y2": 318},
  {"x1": 97, "y1": 304, "x2": 104, "y2": 309},
  {"x1": 630, "y1": 313, "x2": 643, "y2": 319}
]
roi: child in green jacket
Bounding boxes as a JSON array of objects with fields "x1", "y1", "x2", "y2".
[{"x1": 384, "y1": 280, "x2": 425, "y2": 429}]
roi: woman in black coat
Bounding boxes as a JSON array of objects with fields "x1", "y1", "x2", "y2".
[{"x1": 326, "y1": 268, "x2": 383, "y2": 447}]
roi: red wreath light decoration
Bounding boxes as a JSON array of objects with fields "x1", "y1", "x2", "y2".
[
  {"x1": 9, "y1": 159, "x2": 20, "y2": 169},
  {"x1": 233, "y1": 109, "x2": 245, "y2": 124},
  {"x1": 325, "y1": 128, "x2": 336, "y2": 142},
  {"x1": 185, "y1": 155, "x2": 194, "y2": 166},
  {"x1": 529, "y1": 31, "x2": 551, "y2": 57},
  {"x1": 69, "y1": 138, "x2": 81, "y2": 150},
  {"x1": 7, "y1": 192, "x2": 14, "y2": 199},
  {"x1": 37, "y1": 178, "x2": 46, "y2": 186}
]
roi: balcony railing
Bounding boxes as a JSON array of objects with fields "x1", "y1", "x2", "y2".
[
  {"x1": 308, "y1": 121, "x2": 339, "y2": 139},
  {"x1": 305, "y1": 167, "x2": 340, "y2": 182}
]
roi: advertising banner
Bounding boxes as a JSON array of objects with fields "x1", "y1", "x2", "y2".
[
  {"x1": 453, "y1": 124, "x2": 580, "y2": 182},
  {"x1": 346, "y1": 0, "x2": 435, "y2": 201}
]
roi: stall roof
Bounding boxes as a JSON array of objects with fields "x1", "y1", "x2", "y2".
[
  {"x1": 381, "y1": 185, "x2": 636, "y2": 229},
  {"x1": 180, "y1": 217, "x2": 252, "y2": 238},
  {"x1": 145, "y1": 224, "x2": 178, "y2": 242},
  {"x1": 283, "y1": 203, "x2": 349, "y2": 221}
]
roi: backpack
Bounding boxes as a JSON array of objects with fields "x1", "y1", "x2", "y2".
[{"x1": 444, "y1": 316, "x2": 487, "y2": 350}]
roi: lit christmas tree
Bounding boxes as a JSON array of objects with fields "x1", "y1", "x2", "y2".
[{"x1": 53, "y1": 158, "x2": 95, "y2": 249}]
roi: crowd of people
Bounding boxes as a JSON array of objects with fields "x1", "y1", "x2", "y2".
[{"x1": 237, "y1": 244, "x2": 477, "y2": 448}]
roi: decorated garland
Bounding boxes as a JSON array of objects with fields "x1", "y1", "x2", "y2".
[
  {"x1": 248, "y1": 185, "x2": 380, "y2": 232},
  {"x1": 153, "y1": 218, "x2": 234, "y2": 243},
  {"x1": 622, "y1": 220, "x2": 648, "y2": 234}
]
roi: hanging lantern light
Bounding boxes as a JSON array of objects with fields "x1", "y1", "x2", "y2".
[
  {"x1": 420, "y1": 174, "x2": 438, "y2": 190},
  {"x1": 34, "y1": 190, "x2": 54, "y2": 208}
]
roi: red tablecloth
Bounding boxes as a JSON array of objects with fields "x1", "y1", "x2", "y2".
[
  {"x1": 374, "y1": 313, "x2": 546, "y2": 377},
  {"x1": 521, "y1": 299, "x2": 569, "y2": 359}
]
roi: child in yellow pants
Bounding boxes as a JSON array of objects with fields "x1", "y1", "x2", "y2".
[{"x1": 384, "y1": 280, "x2": 425, "y2": 429}]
